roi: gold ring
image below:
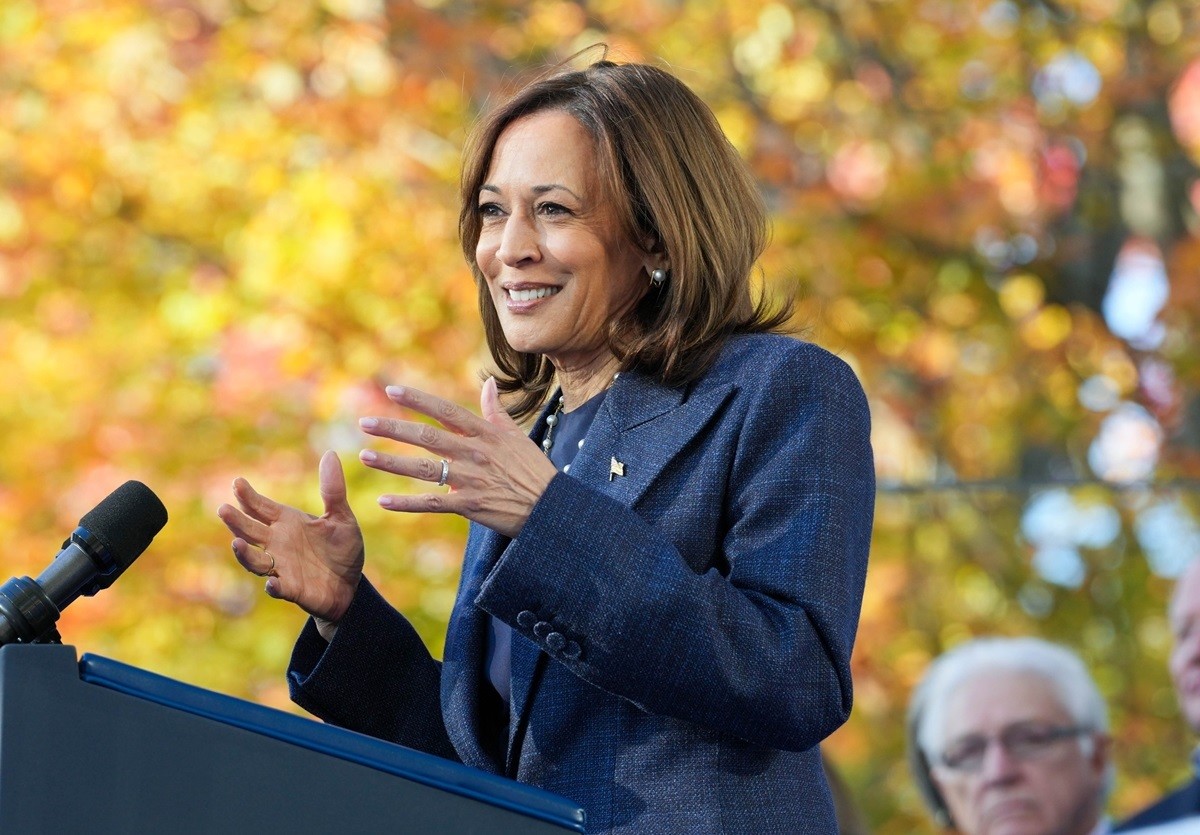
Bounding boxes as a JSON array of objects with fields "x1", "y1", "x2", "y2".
[{"x1": 254, "y1": 550, "x2": 278, "y2": 578}]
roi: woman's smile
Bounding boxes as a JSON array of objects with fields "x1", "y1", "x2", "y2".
[{"x1": 504, "y1": 284, "x2": 562, "y2": 305}]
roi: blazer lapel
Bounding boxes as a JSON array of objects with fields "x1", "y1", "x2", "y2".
[
  {"x1": 442, "y1": 523, "x2": 509, "y2": 771},
  {"x1": 505, "y1": 626, "x2": 546, "y2": 774},
  {"x1": 569, "y1": 369, "x2": 736, "y2": 507},
  {"x1": 500, "y1": 392, "x2": 572, "y2": 772}
]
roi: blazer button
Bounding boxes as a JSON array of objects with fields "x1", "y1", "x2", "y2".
[
  {"x1": 545, "y1": 632, "x2": 566, "y2": 652},
  {"x1": 562, "y1": 641, "x2": 582, "y2": 660},
  {"x1": 533, "y1": 621, "x2": 551, "y2": 639},
  {"x1": 517, "y1": 610, "x2": 536, "y2": 629}
]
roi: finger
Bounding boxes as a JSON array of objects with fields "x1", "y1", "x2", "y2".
[
  {"x1": 479, "y1": 376, "x2": 515, "y2": 429},
  {"x1": 359, "y1": 415, "x2": 467, "y2": 459},
  {"x1": 231, "y1": 477, "x2": 281, "y2": 525},
  {"x1": 318, "y1": 450, "x2": 352, "y2": 517},
  {"x1": 378, "y1": 492, "x2": 459, "y2": 515},
  {"x1": 359, "y1": 450, "x2": 447, "y2": 485},
  {"x1": 384, "y1": 385, "x2": 488, "y2": 438},
  {"x1": 218, "y1": 503, "x2": 271, "y2": 545},
  {"x1": 230, "y1": 538, "x2": 275, "y2": 576}
]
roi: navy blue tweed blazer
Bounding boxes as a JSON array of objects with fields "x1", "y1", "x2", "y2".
[{"x1": 288, "y1": 333, "x2": 875, "y2": 834}]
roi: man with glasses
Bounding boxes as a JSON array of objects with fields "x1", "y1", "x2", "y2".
[
  {"x1": 1115, "y1": 558, "x2": 1200, "y2": 831},
  {"x1": 907, "y1": 636, "x2": 1113, "y2": 835}
]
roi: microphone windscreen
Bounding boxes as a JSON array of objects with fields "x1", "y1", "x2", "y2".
[{"x1": 79, "y1": 481, "x2": 169, "y2": 569}]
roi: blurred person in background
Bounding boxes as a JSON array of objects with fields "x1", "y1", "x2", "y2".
[
  {"x1": 217, "y1": 52, "x2": 875, "y2": 834},
  {"x1": 1115, "y1": 558, "x2": 1200, "y2": 831},
  {"x1": 908, "y1": 636, "x2": 1114, "y2": 835}
]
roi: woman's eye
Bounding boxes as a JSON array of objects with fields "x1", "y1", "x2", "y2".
[
  {"x1": 537, "y1": 202, "x2": 569, "y2": 216},
  {"x1": 477, "y1": 202, "x2": 504, "y2": 218}
]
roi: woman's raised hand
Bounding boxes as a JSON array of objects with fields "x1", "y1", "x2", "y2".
[
  {"x1": 358, "y1": 376, "x2": 558, "y2": 539},
  {"x1": 218, "y1": 450, "x2": 365, "y2": 635}
]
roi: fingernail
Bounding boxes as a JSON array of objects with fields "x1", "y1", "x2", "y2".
[
  {"x1": 360, "y1": 450, "x2": 377, "y2": 463},
  {"x1": 385, "y1": 385, "x2": 404, "y2": 399},
  {"x1": 378, "y1": 495, "x2": 394, "y2": 509},
  {"x1": 360, "y1": 417, "x2": 378, "y2": 429}
]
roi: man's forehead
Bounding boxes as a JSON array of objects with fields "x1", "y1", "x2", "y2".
[{"x1": 943, "y1": 669, "x2": 1070, "y2": 730}]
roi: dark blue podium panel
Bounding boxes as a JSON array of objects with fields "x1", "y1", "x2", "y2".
[{"x1": 0, "y1": 644, "x2": 585, "y2": 834}]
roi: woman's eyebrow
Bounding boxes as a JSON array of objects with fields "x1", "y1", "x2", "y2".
[
  {"x1": 478, "y1": 183, "x2": 581, "y2": 199},
  {"x1": 531, "y1": 183, "x2": 580, "y2": 199}
]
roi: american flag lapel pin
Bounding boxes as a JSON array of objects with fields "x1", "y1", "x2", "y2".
[{"x1": 609, "y1": 457, "x2": 625, "y2": 481}]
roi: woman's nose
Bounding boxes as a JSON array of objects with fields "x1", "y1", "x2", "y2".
[{"x1": 495, "y1": 213, "x2": 541, "y2": 266}]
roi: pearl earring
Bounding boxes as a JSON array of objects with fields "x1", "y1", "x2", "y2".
[{"x1": 650, "y1": 268, "x2": 667, "y2": 287}]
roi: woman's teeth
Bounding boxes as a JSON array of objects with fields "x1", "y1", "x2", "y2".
[{"x1": 509, "y1": 287, "x2": 560, "y2": 301}]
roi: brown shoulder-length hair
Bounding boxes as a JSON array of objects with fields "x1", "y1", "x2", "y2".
[{"x1": 459, "y1": 55, "x2": 791, "y2": 420}]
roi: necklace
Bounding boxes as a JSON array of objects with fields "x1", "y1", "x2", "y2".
[
  {"x1": 542, "y1": 372, "x2": 618, "y2": 457},
  {"x1": 541, "y1": 396, "x2": 565, "y2": 455}
]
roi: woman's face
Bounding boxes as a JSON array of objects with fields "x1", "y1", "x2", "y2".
[{"x1": 474, "y1": 109, "x2": 652, "y2": 372}]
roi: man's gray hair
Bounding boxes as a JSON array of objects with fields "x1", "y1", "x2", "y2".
[
  {"x1": 913, "y1": 636, "x2": 1109, "y2": 758},
  {"x1": 906, "y1": 636, "x2": 1112, "y2": 827}
]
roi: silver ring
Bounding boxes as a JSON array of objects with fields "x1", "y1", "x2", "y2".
[
  {"x1": 437, "y1": 458, "x2": 450, "y2": 487},
  {"x1": 254, "y1": 550, "x2": 277, "y2": 578}
]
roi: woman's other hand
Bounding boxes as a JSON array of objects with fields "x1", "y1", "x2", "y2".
[
  {"x1": 358, "y1": 376, "x2": 557, "y2": 539},
  {"x1": 218, "y1": 450, "x2": 364, "y2": 640}
]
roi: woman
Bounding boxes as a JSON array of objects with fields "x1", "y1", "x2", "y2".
[{"x1": 218, "y1": 56, "x2": 875, "y2": 834}]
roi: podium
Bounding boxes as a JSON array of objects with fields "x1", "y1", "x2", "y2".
[{"x1": 0, "y1": 644, "x2": 586, "y2": 834}]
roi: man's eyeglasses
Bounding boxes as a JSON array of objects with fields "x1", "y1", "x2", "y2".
[{"x1": 936, "y1": 723, "x2": 1094, "y2": 773}]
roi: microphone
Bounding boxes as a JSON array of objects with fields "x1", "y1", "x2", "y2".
[{"x1": 0, "y1": 481, "x2": 168, "y2": 646}]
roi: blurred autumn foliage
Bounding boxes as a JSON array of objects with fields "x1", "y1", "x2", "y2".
[{"x1": 3, "y1": 0, "x2": 1200, "y2": 830}]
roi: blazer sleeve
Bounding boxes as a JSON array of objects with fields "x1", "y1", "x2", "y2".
[
  {"x1": 476, "y1": 343, "x2": 874, "y2": 751},
  {"x1": 287, "y1": 575, "x2": 459, "y2": 761}
]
